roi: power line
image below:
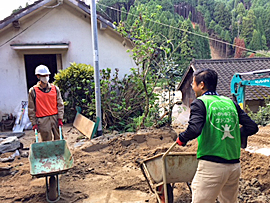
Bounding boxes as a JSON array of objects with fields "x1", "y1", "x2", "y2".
[
  {"x1": 97, "y1": 4, "x2": 114, "y2": 21},
  {"x1": 97, "y1": 2, "x2": 270, "y2": 57}
]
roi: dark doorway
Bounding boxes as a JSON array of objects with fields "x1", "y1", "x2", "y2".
[{"x1": 24, "y1": 54, "x2": 57, "y2": 90}]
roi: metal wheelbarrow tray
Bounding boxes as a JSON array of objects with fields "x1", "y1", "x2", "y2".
[
  {"x1": 140, "y1": 142, "x2": 198, "y2": 203},
  {"x1": 29, "y1": 139, "x2": 73, "y2": 177},
  {"x1": 28, "y1": 127, "x2": 73, "y2": 202}
]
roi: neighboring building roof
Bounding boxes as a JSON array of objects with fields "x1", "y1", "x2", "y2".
[
  {"x1": 0, "y1": 0, "x2": 116, "y2": 30},
  {"x1": 178, "y1": 57, "x2": 270, "y2": 101}
]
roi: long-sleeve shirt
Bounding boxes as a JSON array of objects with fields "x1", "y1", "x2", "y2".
[{"x1": 28, "y1": 82, "x2": 64, "y2": 126}]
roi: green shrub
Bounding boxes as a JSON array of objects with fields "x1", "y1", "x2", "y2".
[
  {"x1": 247, "y1": 96, "x2": 270, "y2": 126},
  {"x1": 54, "y1": 63, "x2": 164, "y2": 132},
  {"x1": 54, "y1": 63, "x2": 95, "y2": 123},
  {"x1": 100, "y1": 68, "x2": 146, "y2": 132}
]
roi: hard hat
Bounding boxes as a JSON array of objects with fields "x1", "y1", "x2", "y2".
[{"x1": 35, "y1": 65, "x2": 51, "y2": 75}]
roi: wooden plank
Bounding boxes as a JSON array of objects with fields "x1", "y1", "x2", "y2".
[{"x1": 73, "y1": 113, "x2": 95, "y2": 139}]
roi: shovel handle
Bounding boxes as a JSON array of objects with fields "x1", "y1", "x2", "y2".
[{"x1": 35, "y1": 129, "x2": 39, "y2": 143}]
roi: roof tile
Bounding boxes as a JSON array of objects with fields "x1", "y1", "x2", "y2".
[{"x1": 191, "y1": 58, "x2": 270, "y2": 100}]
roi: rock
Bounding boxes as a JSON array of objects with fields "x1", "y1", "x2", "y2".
[
  {"x1": 0, "y1": 136, "x2": 21, "y2": 154},
  {"x1": 255, "y1": 195, "x2": 269, "y2": 203},
  {"x1": 133, "y1": 134, "x2": 146, "y2": 143},
  {"x1": 112, "y1": 130, "x2": 119, "y2": 135},
  {"x1": 0, "y1": 150, "x2": 20, "y2": 162},
  {"x1": 20, "y1": 151, "x2": 29, "y2": 158},
  {"x1": 0, "y1": 167, "x2": 12, "y2": 176},
  {"x1": 250, "y1": 178, "x2": 261, "y2": 187}
]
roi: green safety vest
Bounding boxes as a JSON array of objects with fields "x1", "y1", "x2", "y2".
[{"x1": 197, "y1": 95, "x2": 241, "y2": 160}]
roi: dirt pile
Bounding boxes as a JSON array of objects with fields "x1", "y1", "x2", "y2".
[{"x1": 0, "y1": 124, "x2": 269, "y2": 203}]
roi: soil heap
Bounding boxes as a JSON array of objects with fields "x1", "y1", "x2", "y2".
[{"x1": 0, "y1": 124, "x2": 269, "y2": 202}]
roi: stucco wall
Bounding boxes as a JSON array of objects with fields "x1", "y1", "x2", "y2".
[{"x1": 0, "y1": 2, "x2": 135, "y2": 117}]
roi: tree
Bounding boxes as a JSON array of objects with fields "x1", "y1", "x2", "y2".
[
  {"x1": 204, "y1": 10, "x2": 211, "y2": 27},
  {"x1": 117, "y1": 6, "x2": 166, "y2": 128},
  {"x1": 168, "y1": 18, "x2": 178, "y2": 40},
  {"x1": 179, "y1": 19, "x2": 195, "y2": 67},
  {"x1": 202, "y1": 32, "x2": 211, "y2": 59},
  {"x1": 198, "y1": 0, "x2": 216, "y2": 19},
  {"x1": 234, "y1": 37, "x2": 246, "y2": 58},
  {"x1": 253, "y1": 5, "x2": 265, "y2": 22},
  {"x1": 256, "y1": 17, "x2": 265, "y2": 37},
  {"x1": 193, "y1": 25, "x2": 203, "y2": 59},
  {"x1": 213, "y1": 2, "x2": 231, "y2": 30},
  {"x1": 121, "y1": 6, "x2": 127, "y2": 21},
  {"x1": 263, "y1": 7, "x2": 270, "y2": 47},
  {"x1": 236, "y1": 2, "x2": 245, "y2": 18},
  {"x1": 98, "y1": 0, "x2": 211, "y2": 126},
  {"x1": 193, "y1": 25, "x2": 211, "y2": 59},
  {"x1": 249, "y1": 29, "x2": 262, "y2": 51},
  {"x1": 241, "y1": 9, "x2": 256, "y2": 46},
  {"x1": 220, "y1": 30, "x2": 225, "y2": 40},
  {"x1": 214, "y1": 24, "x2": 222, "y2": 35},
  {"x1": 117, "y1": 3, "x2": 188, "y2": 128},
  {"x1": 209, "y1": 20, "x2": 216, "y2": 31},
  {"x1": 261, "y1": 35, "x2": 268, "y2": 50},
  {"x1": 224, "y1": 30, "x2": 232, "y2": 43}
]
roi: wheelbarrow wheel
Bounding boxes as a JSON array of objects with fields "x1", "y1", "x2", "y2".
[
  {"x1": 157, "y1": 184, "x2": 173, "y2": 203},
  {"x1": 48, "y1": 175, "x2": 58, "y2": 201}
]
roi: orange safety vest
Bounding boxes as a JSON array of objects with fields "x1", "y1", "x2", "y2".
[{"x1": 34, "y1": 85, "x2": 58, "y2": 118}]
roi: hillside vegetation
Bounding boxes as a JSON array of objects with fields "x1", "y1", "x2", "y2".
[{"x1": 98, "y1": 0, "x2": 270, "y2": 58}]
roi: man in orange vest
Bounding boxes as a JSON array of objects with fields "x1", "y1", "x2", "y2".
[{"x1": 28, "y1": 65, "x2": 64, "y2": 141}]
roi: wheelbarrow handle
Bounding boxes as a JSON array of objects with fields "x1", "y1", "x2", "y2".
[
  {"x1": 161, "y1": 141, "x2": 177, "y2": 203},
  {"x1": 59, "y1": 126, "x2": 63, "y2": 140},
  {"x1": 35, "y1": 126, "x2": 63, "y2": 142},
  {"x1": 35, "y1": 129, "x2": 39, "y2": 143},
  {"x1": 162, "y1": 141, "x2": 177, "y2": 159}
]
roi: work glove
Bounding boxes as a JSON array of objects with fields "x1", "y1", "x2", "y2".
[
  {"x1": 58, "y1": 119, "x2": 63, "y2": 126},
  {"x1": 176, "y1": 137, "x2": 185, "y2": 146},
  {"x1": 32, "y1": 124, "x2": 38, "y2": 131}
]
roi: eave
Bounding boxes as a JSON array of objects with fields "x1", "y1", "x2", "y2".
[{"x1": 10, "y1": 43, "x2": 69, "y2": 50}]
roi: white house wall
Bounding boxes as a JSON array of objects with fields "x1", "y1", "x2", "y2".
[{"x1": 0, "y1": 2, "x2": 136, "y2": 117}]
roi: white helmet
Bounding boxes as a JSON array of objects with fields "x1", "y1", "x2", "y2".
[{"x1": 35, "y1": 65, "x2": 51, "y2": 75}]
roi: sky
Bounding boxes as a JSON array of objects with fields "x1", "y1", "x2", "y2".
[{"x1": 0, "y1": 0, "x2": 91, "y2": 21}]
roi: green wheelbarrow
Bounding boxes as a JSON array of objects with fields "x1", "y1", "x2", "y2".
[{"x1": 29, "y1": 126, "x2": 74, "y2": 202}]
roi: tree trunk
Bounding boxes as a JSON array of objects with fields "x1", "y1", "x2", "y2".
[{"x1": 137, "y1": 94, "x2": 149, "y2": 130}]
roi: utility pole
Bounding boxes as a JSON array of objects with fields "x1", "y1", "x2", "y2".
[{"x1": 90, "y1": 0, "x2": 102, "y2": 136}]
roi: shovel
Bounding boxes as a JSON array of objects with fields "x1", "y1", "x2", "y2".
[{"x1": 13, "y1": 101, "x2": 27, "y2": 133}]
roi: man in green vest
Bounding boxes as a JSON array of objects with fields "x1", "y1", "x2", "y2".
[{"x1": 176, "y1": 68, "x2": 258, "y2": 203}]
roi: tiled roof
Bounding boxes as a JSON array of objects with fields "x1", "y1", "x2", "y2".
[{"x1": 191, "y1": 58, "x2": 270, "y2": 101}]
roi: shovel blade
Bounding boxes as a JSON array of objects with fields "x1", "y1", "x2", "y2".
[{"x1": 13, "y1": 124, "x2": 24, "y2": 133}]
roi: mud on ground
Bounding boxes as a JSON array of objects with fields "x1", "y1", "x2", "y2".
[{"x1": 0, "y1": 124, "x2": 269, "y2": 203}]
